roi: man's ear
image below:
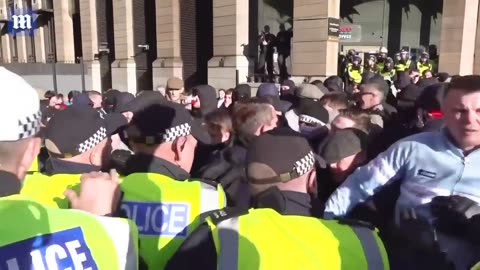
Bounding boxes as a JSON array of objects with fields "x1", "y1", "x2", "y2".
[
  {"x1": 18, "y1": 137, "x2": 41, "y2": 179},
  {"x1": 173, "y1": 136, "x2": 188, "y2": 162},
  {"x1": 306, "y1": 169, "x2": 317, "y2": 195}
]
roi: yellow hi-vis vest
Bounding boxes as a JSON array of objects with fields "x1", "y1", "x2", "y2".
[
  {"x1": 118, "y1": 173, "x2": 226, "y2": 270},
  {"x1": 380, "y1": 69, "x2": 396, "y2": 80},
  {"x1": 395, "y1": 60, "x2": 412, "y2": 72},
  {"x1": 417, "y1": 61, "x2": 433, "y2": 75},
  {"x1": 207, "y1": 208, "x2": 390, "y2": 270},
  {"x1": 348, "y1": 66, "x2": 364, "y2": 84},
  {"x1": 0, "y1": 195, "x2": 138, "y2": 269},
  {"x1": 21, "y1": 173, "x2": 82, "y2": 209}
]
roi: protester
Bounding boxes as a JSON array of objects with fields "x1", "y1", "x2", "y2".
[
  {"x1": 166, "y1": 77, "x2": 185, "y2": 104},
  {"x1": 193, "y1": 102, "x2": 279, "y2": 208},
  {"x1": 316, "y1": 128, "x2": 369, "y2": 201},
  {"x1": 191, "y1": 85, "x2": 218, "y2": 119},
  {"x1": 217, "y1": 88, "x2": 226, "y2": 108},
  {"x1": 166, "y1": 128, "x2": 389, "y2": 270},
  {"x1": 204, "y1": 109, "x2": 233, "y2": 145},
  {"x1": 325, "y1": 75, "x2": 480, "y2": 269},
  {"x1": 86, "y1": 90, "x2": 103, "y2": 109}
]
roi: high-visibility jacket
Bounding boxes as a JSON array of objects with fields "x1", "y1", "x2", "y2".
[
  {"x1": 348, "y1": 66, "x2": 364, "y2": 84},
  {"x1": 21, "y1": 173, "x2": 81, "y2": 209},
  {"x1": 21, "y1": 172, "x2": 227, "y2": 270},
  {"x1": 417, "y1": 61, "x2": 433, "y2": 75},
  {"x1": 121, "y1": 173, "x2": 226, "y2": 270},
  {"x1": 0, "y1": 195, "x2": 138, "y2": 269},
  {"x1": 206, "y1": 208, "x2": 390, "y2": 270},
  {"x1": 380, "y1": 69, "x2": 396, "y2": 80},
  {"x1": 395, "y1": 60, "x2": 412, "y2": 72}
]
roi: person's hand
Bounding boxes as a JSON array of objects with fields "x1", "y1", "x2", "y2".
[
  {"x1": 431, "y1": 195, "x2": 480, "y2": 234},
  {"x1": 398, "y1": 208, "x2": 439, "y2": 251},
  {"x1": 64, "y1": 169, "x2": 121, "y2": 216}
]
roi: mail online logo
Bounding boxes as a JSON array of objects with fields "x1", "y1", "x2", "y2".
[{"x1": 8, "y1": 8, "x2": 35, "y2": 36}]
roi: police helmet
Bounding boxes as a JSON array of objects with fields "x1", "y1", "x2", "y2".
[{"x1": 352, "y1": 55, "x2": 362, "y2": 65}]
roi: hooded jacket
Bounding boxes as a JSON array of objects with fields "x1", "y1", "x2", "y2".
[{"x1": 192, "y1": 85, "x2": 218, "y2": 119}]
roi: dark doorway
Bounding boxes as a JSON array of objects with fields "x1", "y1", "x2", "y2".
[
  {"x1": 96, "y1": 0, "x2": 115, "y2": 92},
  {"x1": 133, "y1": 0, "x2": 157, "y2": 91},
  {"x1": 72, "y1": 0, "x2": 82, "y2": 62},
  {"x1": 195, "y1": 0, "x2": 213, "y2": 86}
]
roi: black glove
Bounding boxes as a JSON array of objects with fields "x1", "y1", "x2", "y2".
[
  {"x1": 431, "y1": 195, "x2": 480, "y2": 235},
  {"x1": 398, "y1": 208, "x2": 439, "y2": 252}
]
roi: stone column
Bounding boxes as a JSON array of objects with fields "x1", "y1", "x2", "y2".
[
  {"x1": 0, "y1": 0, "x2": 11, "y2": 63},
  {"x1": 111, "y1": 0, "x2": 136, "y2": 93},
  {"x1": 474, "y1": 2, "x2": 480, "y2": 73},
  {"x1": 291, "y1": 0, "x2": 340, "y2": 80},
  {"x1": 152, "y1": 0, "x2": 183, "y2": 88},
  {"x1": 13, "y1": 0, "x2": 27, "y2": 63},
  {"x1": 80, "y1": 0, "x2": 101, "y2": 91},
  {"x1": 32, "y1": 0, "x2": 46, "y2": 63},
  {"x1": 439, "y1": 0, "x2": 479, "y2": 75},
  {"x1": 208, "y1": 0, "x2": 249, "y2": 89},
  {"x1": 53, "y1": 0, "x2": 75, "y2": 62}
]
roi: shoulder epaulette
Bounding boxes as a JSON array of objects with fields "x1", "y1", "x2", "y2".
[
  {"x1": 336, "y1": 217, "x2": 376, "y2": 231},
  {"x1": 206, "y1": 207, "x2": 249, "y2": 225}
]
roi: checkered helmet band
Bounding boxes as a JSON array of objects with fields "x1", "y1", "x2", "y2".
[
  {"x1": 76, "y1": 127, "x2": 107, "y2": 153},
  {"x1": 18, "y1": 111, "x2": 41, "y2": 140},
  {"x1": 162, "y1": 123, "x2": 192, "y2": 142},
  {"x1": 294, "y1": 151, "x2": 315, "y2": 176}
]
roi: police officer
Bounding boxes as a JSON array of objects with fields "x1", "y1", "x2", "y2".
[
  {"x1": 166, "y1": 128, "x2": 389, "y2": 270},
  {"x1": 417, "y1": 52, "x2": 433, "y2": 76},
  {"x1": 348, "y1": 55, "x2": 364, "y2": 85},
  {"x1": 395, "y1": 49, "x2": 414, "y2": 72},
  {"x1": 121, "y1": 102, "x2": 227, "y2": 269},
  {"x1": 376, "y1": 47, "x2": 388, "y2": 71},
  {"x1": 0, "y1": 67, "x2": 138, "y2": 269},
  {"x1": 380, "y1": 57, "x2": 397, "y2": 81},
  {"x1": 365, "y1": 54, "x2": 379, "y2": 74},
  {"x1": 21, "y1": 105, "x2": 128, "y2": 208}
]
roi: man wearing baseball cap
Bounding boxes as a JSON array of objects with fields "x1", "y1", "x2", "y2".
[
  {"x1": 119, "y1": 102, "x2": 226, "y2": 269},
  {"x1": 0, "y1": 67, "x2": 138, "y2": 268},
  {"x1": 166, "y1": 128, "x2": 389, "y2": 270},
  {"x1": 20, "y1": 105, "x2": 128, "y2": 208}
]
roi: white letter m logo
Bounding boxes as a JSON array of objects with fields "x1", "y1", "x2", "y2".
[{"x1": 12, "y1": 14, "x2": 32, "y2": 30}]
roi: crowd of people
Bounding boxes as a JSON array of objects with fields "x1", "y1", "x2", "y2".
[{"x1": 1, "y1": 44, "x2": 480, "y2": 270}]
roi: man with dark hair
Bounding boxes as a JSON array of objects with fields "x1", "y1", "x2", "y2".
[{"x1": 326, "y1": 75, "x2": 480, "y2": 269}]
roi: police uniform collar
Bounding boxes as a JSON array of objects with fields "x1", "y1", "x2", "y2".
[
  {"x1": 44, "y1": 158, "x2": 101, "y2": 176},
  {"x1": 0, "y1": 170, "x2": 21, "y2": 197},
  {"x1": 125, "y1": 154, "x2": 190, "y2": 180}
]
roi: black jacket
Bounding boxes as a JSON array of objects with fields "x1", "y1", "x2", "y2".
[
  {"x1": 191, "y1": 85, "x2": 218, "y2": 119},
  {"x1": 0, "y1": 171, "x2": 21, "y2": 197},
  {"x1": 165, "y1": 189, "x2": 322, "y2": 270},
  {"x1": 44, "y1": 158, "x2": 101, "y2": 176},
  {"x1": 123, "y1": 154, "x2": 190, "y2": 180},
  {"x1": 192, "y1": 138, "x2": 251, "y2": 209}
]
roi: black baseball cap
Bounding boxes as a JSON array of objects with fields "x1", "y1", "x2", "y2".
[
  {"x1": 246, "y1": 128, "x2": 316, "y2": 184},
  {"x1": 126, "y1": 102, "x2": 211, "y2": 145},
  {"x1": 119, "y1": 91, "x2": 165, "y2": 113},
  {"x1": 318, "y1": 128, "x2": 369, "y2": 164},
  {"x1": 45, "y1": 106, "x2": 128, "y2": 158}
]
